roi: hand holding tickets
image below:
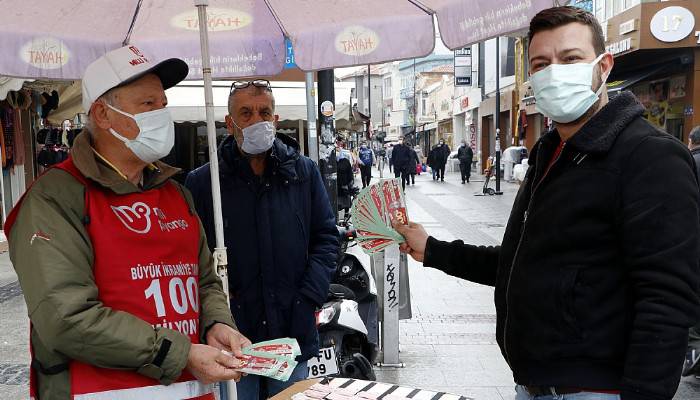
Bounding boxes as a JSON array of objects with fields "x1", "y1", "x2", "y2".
[
  {"x1": 351, "y1": 179, "x2": 408, "y2": 254},
  {"x1": 221, "y1": 338, "x2": 301, "y2": 382}
]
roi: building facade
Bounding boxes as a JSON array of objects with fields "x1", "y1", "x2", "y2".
[{"x1": 600, "y1": 0, "x2": 700, "y2": 141}]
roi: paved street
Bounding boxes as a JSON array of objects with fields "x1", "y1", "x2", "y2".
[{"x1": 0, "y1": 167, "x2": 699, "y2": 399}]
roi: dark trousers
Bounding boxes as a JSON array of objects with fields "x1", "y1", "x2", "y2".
[
  {"x1": 360, "y1": 164, "x2": 372, "y2": 187},
  {"x1": 401, "y1": 172, "x2": 411, "y2": 189},
  {"x1": 396, "y1": 170, "x2": 410, "y2": 190},
  {"x1": 437, "y1": 165, "x2": 445, "y2": 181},
  {"x1": 459, "y1": 162, "x2": 471, "y2": 183}
]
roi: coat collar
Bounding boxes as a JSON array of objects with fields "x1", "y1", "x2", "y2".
[
  {"x1": 566, "y1": 91, "x2": 645, "y2": 153},
  {"x1": 71, "y1": 130, "x2": 180, "y2": 194}
]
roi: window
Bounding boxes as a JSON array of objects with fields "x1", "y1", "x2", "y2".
[
  {"x1": 384, "y1": 77, "x2": 392, "y2": 97},
  {"x1": 595, "y1": 0, "x2": 605, "y2": 21},
  {"x1": 500, "y1": 37, "x2": 515, "y2": 78},
  {"x1": 624, "y1": 0, "x2": 639, "y2": 10}
]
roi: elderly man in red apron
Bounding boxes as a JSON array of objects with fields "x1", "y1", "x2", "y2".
[{"x1": 7, "y1": 45, "x2": 249, "y2": 400}]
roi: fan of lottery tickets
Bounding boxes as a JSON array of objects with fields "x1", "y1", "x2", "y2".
[
  {"x1": 222, "y1": 338, "x2": 300, "y2": 381},
  {"x1": 350, "y1": 179, "x2": 408, "y2": 254}
]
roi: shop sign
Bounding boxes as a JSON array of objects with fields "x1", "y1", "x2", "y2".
[
  {"x1": 454, "y1": 48, "x2": 472, "y2": 86},
  {"x1": 649, "y1": 6, "x2": 695, "y2": 43},
  {"x1": 284, "y1": 38, "x2": 296, "y2": 69},
  {"x1": 335, "y1": 25, "x2": 379, "y2": 56},
  {"x1": 606, "y1": 37, "x2": 632, "y2": 55},
  {"x1": 460, "y1": 96, "x2": 469, "y2": 110},
  {"x1": 619, "y1": 19, "x2": 637, "y2": 35},
  {"x1": 21, "y1": 37, "x2": 70, "y2": 70},
  {"x1": 171, "y1": 8, "x2": 252, "y2": 31}
]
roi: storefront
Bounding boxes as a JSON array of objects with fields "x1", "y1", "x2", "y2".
[
  {"x1": 415, "y1": 122, "x2": 436, "y2": 157},
  {"x1": 604, "y1": 0, "x2": 700, "y2": 141},
  {"x1": 518, "y1": 81, "x2": 548, "y2": 151},
  {"x1": 478, "y1": 86, "x2": 514, "y2": 171},
  {"x1": 437, "y1": 118, "x2": 453, "y2": 149},
  {"x1": 0, "y1": 79, "x2": 82, "y2": 227}
]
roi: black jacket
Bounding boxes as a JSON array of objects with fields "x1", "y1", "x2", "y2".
[
  {"x1": 185, "y1": 134, "x2": 338, "y2": 361},
  {"x1": 457, "y1": 145, "x2": 473, "y2": 164},
  {"x1": 432, "y1": 144, "x2": 451, "y2": 167},
  {"x1": 424, "y1": 92, "x2": 700, "y2": 399},
  {"x1": 391, "y1": 144, "x2": 413, "y2": 173}
]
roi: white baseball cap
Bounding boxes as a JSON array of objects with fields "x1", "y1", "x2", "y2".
[{"x1": 82, "y1": 45, "x2": 188, "y2": 112}]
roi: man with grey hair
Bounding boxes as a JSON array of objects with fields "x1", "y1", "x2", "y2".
[
  {"x1": 684, "y1": 125, "x2": 700, "y2": 378},
  {"x1": 186, "y1": 79, "x2": 338, "y2": 398},
  {"x1": 6, "y1": 45, "x2": 249, "y2": 400}
]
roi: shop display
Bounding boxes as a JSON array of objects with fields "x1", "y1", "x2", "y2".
[{"x1": 350, "y1": 179, "x2": 408, "y2": 254}]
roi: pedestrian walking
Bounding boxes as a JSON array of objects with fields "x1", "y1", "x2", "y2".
[
  {"x1": 186, "y1": 79, "x2": 338, "y2": 398},
  {"x1": 376, "y1": 146, "x2": 387, "y2": 174},
  {"x1": 457, "y1": 140, "x2": 474, "y2": 183},
  {"x1": 5, "y1": 46, "x2": 249, "y2": 400},
  {"x1": 684, "y1": 124, "x2": 700, "y2": 379},
  {"x1": 358, "y1": 141, "x2": 374, "y2": 188},
  {"x1": 414, "y1": 145, "x2": 424, "y2": 175},
  {"x1": 433, "y1": 139, "x2": 450, "y2": 182},
  {"x1": 390, "y1": 136, "x2": 413, "y2": 190},
  {"x1": 427, "y1": 144, "x2": 438, "y2": 180},
  {"x1": 387, "y1": 144, "x2": 394, "y2": 173},
  {"x1": 394, "y1": 7, "x2": 700, "y2": 400},
  {"x1": 408, "y1": 146, "x2": 420, "y2": 185}
]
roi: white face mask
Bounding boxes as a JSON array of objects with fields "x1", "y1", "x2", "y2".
[
  {"x1": 530, "y1": 53, "x2": 609, "y2": 124},
  {"x1": 107, "y1": 104, "x2": 174, "y2": 164},
  {"x1": 232, "y1": 120, "x2": 276, "y2": 155}
]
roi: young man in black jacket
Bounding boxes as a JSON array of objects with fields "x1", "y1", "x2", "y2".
[{"x1": 395, "y1": 7, "x2": 700, "y2": 400}]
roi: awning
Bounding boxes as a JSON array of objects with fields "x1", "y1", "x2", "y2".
[
  {"x1": 607, "y1": 63, "x2": 670, "y2": 94},
  {"x1": 165, "y1": 82, "x2": 352, "y2": 123},
  {"x1": 169, "y1": 103, "x2": 351, "y2": 124}
]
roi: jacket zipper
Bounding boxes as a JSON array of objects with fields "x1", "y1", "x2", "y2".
[{"x1": 502, "y1": 142, "x2": 567, "y2": 366}]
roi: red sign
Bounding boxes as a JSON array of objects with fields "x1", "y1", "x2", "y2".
[{"x1": 460, "y1": 97, "x2": 469, "y2": 110}]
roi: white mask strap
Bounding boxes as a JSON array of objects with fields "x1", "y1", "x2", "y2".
[
  {"x1": 594, "y1": 53, "x2": 611, "y2": 96},
  {"x1": 106, "y1": 103, "x2": 136, "y2": 119}
]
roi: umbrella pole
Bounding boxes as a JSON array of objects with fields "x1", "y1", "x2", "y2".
[{"x1": 195, "y1": 2, "x2": 233, "y2": 399}]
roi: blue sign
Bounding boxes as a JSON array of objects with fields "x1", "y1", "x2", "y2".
[{"x1": 284, "y1": 38, "x2": 296, "y2": 69}]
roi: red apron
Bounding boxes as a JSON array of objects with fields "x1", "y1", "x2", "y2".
[{"x1": 7, "y1": 158, "x2": 215, "y2": 400}]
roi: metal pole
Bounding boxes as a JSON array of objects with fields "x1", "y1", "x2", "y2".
[
  {"x1": 305, "y1": 72, "x2": 319, "y2": 162},
  {"x1": 379, "y1": 84, "x2": 385, "y2": 179},
  {"x1": 194, "y1": 2, "x2": 233, "y2": 399},
  {"x1": 367, "y1": 65, "x2": 371, "y2": 141},
  {"x1": 377, "y1": 245, "x2": 404, "y2": 367},
  {"x1": 412, "y1": 59, "x2": 416, "y2": 137},
  {"x1": 317, "y1": 69, "x2": 338, "y2": 218},
  {"x1": 494, "y1": 37, "x2": 503, "y2": 195}
]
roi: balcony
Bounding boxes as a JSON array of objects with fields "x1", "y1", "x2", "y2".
[{"x1": 400, "y1": 88, "x2": 414, "y2": 100}]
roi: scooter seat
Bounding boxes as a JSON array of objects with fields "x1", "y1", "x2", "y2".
[{"x1": 328, "y1": 284, "x2": 356, "y2": 301}]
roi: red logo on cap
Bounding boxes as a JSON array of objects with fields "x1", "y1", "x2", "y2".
[{"x1": 128, "y1": 46, "x2": 149, "y2": 66}]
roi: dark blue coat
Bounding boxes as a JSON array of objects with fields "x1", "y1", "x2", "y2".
[{"x1": 185, "y1": 134, "x2": 338, "y2": 360}]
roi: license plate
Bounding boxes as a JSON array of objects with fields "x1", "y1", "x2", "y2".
[{"x1": 307, "y1": 346, "x2": 339, "y2": 378}]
